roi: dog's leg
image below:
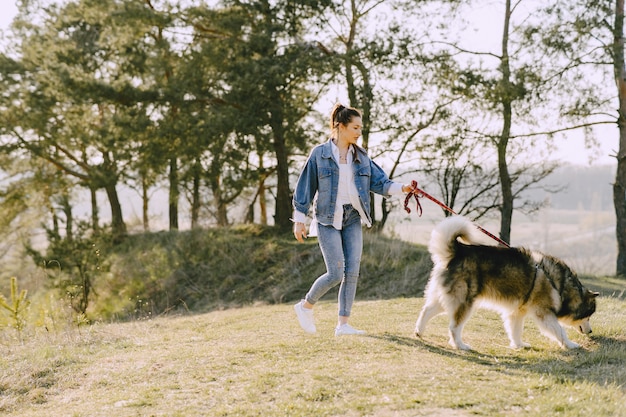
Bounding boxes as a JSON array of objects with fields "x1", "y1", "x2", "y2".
[
  {"x1": 534, "y1": 311, "x2": 580, "y2": 349},
  {"x1": 504, "y1": 311, "x2": 530, "y2": 349},
  {"x1": 415, "y1": 299, "x2": 444, "y2": 337},
  {"x1": 448, "y1": 302, "x2": 473, "y2": 350}
]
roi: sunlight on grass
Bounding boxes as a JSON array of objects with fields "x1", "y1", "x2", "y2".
[{"x1": 0, "y1": 297, "x2": 624, "y2": 416}]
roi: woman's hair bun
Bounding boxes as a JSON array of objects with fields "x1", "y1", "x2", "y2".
[{"x1": 330, "y1": 103, "x2": 361, "y2": 130}]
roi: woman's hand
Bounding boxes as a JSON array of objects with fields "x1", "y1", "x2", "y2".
[
  {"x1": 402, "y1": 182, "x2": 417, "y2": 193},
  {"x1": 294, "y1": 222, "x2": 307, "y2": 242}
]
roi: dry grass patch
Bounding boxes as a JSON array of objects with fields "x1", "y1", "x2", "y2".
[{"x1": 0, "y1": 296, "x2": 625, "y2": 416}]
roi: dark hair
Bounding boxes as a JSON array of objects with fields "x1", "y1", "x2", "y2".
[{"x1": 330, "y1": 103, "x2": 361, "y2": 131}]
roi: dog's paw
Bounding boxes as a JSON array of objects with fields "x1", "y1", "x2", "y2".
[
  {"x1": 564, "y1": 341, "x2": 581, "y2": 349},
  {"x1": 510, "y1": 341, "x2": 531, "y2": 349},
  {"x1": 449, "y1": 339, "x2": 472, "y2": 350},
  {"x1": 414, "y1": 327, "x2": 424, "y2": 338}
]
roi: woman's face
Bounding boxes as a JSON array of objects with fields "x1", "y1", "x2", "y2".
[{"x1": 339, "y1": 116, "x2": 362, "y2": 144}]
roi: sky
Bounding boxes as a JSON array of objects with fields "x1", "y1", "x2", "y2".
[{"x1": 0, "y1": 1, "x2": 616, "y2": 166}]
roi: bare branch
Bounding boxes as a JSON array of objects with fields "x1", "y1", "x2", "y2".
[{"x1": 428, "y1": 41, "x2": 501, "y2": 59}]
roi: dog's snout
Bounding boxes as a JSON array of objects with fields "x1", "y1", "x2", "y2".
[{"x1": 577, "y1": 319, "x2": 593, "y2": 335}]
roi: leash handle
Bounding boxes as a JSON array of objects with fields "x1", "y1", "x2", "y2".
[
  {"x1": 403, "y1": 180, "x2": 423, "y2": 216},
  {"x1": 403, "y1": 180, "x2": 510, "y2": 248}
]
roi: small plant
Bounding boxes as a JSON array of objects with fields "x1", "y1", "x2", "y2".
[
  {"x1": 0, "y1": 276, "x2": 30, "y2": 341},
  {"x1": 27, "y1": 222, "x2": 113, "y2": 316}
]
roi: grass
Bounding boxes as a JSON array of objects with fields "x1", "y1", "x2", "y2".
[
  {"x1": 0, "y1": 221, "x2": 624, "y2": 416},
  {"x1": 1, "y1": 296, "x2": 625, "y2": 416}
]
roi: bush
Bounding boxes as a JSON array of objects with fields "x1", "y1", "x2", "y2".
[{"x1": 91, "y1": 225, "x2": 432, "y2": 320}]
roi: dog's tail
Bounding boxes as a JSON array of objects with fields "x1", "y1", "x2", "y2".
[{"x1": 429, "y1": 215, "x2": 481, "y2": 266}]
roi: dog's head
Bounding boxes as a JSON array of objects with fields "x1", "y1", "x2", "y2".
[
  {"x1": 543, "y1": 256, "x2": 599, "y2": 334},
  {"x1": 558, "y1": 288, "x2": 599, "y2": 334}
]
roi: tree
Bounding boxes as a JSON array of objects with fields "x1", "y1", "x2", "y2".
[
  {"x1": 316, "y1": 0, "x2": 397, "y2": 225},
  {"x1": 415, "y1": 127, "x2": 502, "y2": 219},
  {"x1": 189, "y1": 0, "x2": 334, "y2": 230},
  {"x1": 530, "y1": 0, "x2": 624, "y2": 276},
  {"x1": 183, "y1": 5, "x2": 268, "y2": 227},
  {"x1": 423, "y1": 0, "x2": 584, "y2": 244},
  {"x1": 612, "y1": 0, "x2": 626, "y2": 277},
  {"x1": 315, "y1": 0, "x2": 514, "y2": 230},
  {"x1": 0, "y1": 0, "x2": 176, "y2": 240}
]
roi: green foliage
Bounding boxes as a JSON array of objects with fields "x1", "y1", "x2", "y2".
[
  {"x1": 0, "y1": 276, "x2": 30, "y2": 341},
  {"x1": 0, "y1": 0, "x2": 622, "y2": 289},
  {"x1": 27, "y1": 222, "x2": 113, "y2": 316},
  {"x1": 0, "y1": 0, "x2": 621, "y2": 306}
]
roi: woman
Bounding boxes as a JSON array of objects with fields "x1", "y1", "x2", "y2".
[{"x1": 292, "y1": 103, "x2": 415, "y2": 336}]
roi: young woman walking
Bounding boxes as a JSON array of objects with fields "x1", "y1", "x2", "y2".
[{"x1": 292, "y1": 103, "x2": 415, "y2": 336}]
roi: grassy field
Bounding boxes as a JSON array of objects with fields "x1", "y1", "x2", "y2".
[
  {"x1": 1, "y1": 294, "x2": 625, "y2": 417},
  {"x1": 0, "y1": 210, "x2": 623, "y2": 416}
]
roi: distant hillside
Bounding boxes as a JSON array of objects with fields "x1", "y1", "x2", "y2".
[{"x1": 525, "y1": 164, "x2": 615, "y2": 211}]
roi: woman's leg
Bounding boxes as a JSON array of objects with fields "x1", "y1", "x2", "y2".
[
  {"x1": 304, "y1": 224, "x2": 344, "y2": 305},
  {"x1": 337, "y1": 206, "x2": 363, "y2": 322}
]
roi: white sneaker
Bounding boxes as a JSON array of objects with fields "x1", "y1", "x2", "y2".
[
  {"x1": 334, "y1": 323, "x2": 366, "y2": 336},
  {"x1": 294, "y1": 300, "x2": 316, "y2": 334}
]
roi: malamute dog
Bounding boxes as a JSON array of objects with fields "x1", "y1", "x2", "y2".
[{"x1": 415, "y1": 216, "x2": 598, "y2": 350}]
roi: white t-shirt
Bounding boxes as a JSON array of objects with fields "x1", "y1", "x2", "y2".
[{"x1": 332, "y1": 155, "x2": 367, "y2": 229}]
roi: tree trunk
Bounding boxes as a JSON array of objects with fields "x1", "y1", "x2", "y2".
[
  {"x1": 216, "y1": 200, "x2": 228, "y2": 227},
  {"x1": 51, "y1": 209, "x2": 59, "y2": 237},
  {"x1": 497, "y1": 128, "x2": 513, "y2": 245},
  {"x1": 246, "y1": 175, "x2": 268, "y2": 225},
  {"x1": 259, "y1": 177, "x2": 267, "y2": 226},
  {"x1": 497, "y1": 0, "x2": 514, "y2": 245},
  {"x1": 212, "y1": 175, "x2": 228, "y2": 227},
  {"x1": 270, "y1": 108, "x2": 291, "y2": 230},
  {"x1": 258, "y1": 157, "x2": 268, "y2": 225},
  {"x1": 216, "y1": 179, "x2": 228, "y2": 227},
  {"x1": 613, "y1": 0, "x2": 626, "y2": 277},
  {"x1": 90, "y1": 184, "x2": 99, "y2": 234},
  {"x1": 378, "y1": 198, "x2": 390, "y2": 231},
  {"x1": 191, "y1": 158, "x2": 201, "y2": 229},
  {"x1": 60, "y1": 194, "x2": 73, "y2": 241},
  {"x1": 169, "y1": 157, "x2": 179, "y2": 231},
  {"x1": 141, "y1": 176, "x2": 149, "y2": 232},
  {"x1": 273, "y1": 131, "x2": 291, "y2": 231},
  {"x1": 103, "y1": 182, "x2": 127, "y2": 239}
]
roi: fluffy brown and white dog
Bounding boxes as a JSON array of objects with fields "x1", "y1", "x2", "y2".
[{"x1": 415, "y1": 215, "x2": 599, "y2": 350}]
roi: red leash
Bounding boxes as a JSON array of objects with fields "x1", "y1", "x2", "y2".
[{"x1": 404, "y1": 180, "x2": 510, "y2": 248}]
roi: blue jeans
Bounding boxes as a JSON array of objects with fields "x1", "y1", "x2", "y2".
[{"x1": 305, "y1": 205, "x2": 363, "y2": 317}]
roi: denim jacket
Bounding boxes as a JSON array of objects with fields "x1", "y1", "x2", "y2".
[{"x1": 292, "y1": 139, "x2": 399, "y2": 227}]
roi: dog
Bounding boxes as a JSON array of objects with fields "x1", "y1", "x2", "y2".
[{"x1": 415, "y1": 215, "x2": 599, "y2": 350}]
